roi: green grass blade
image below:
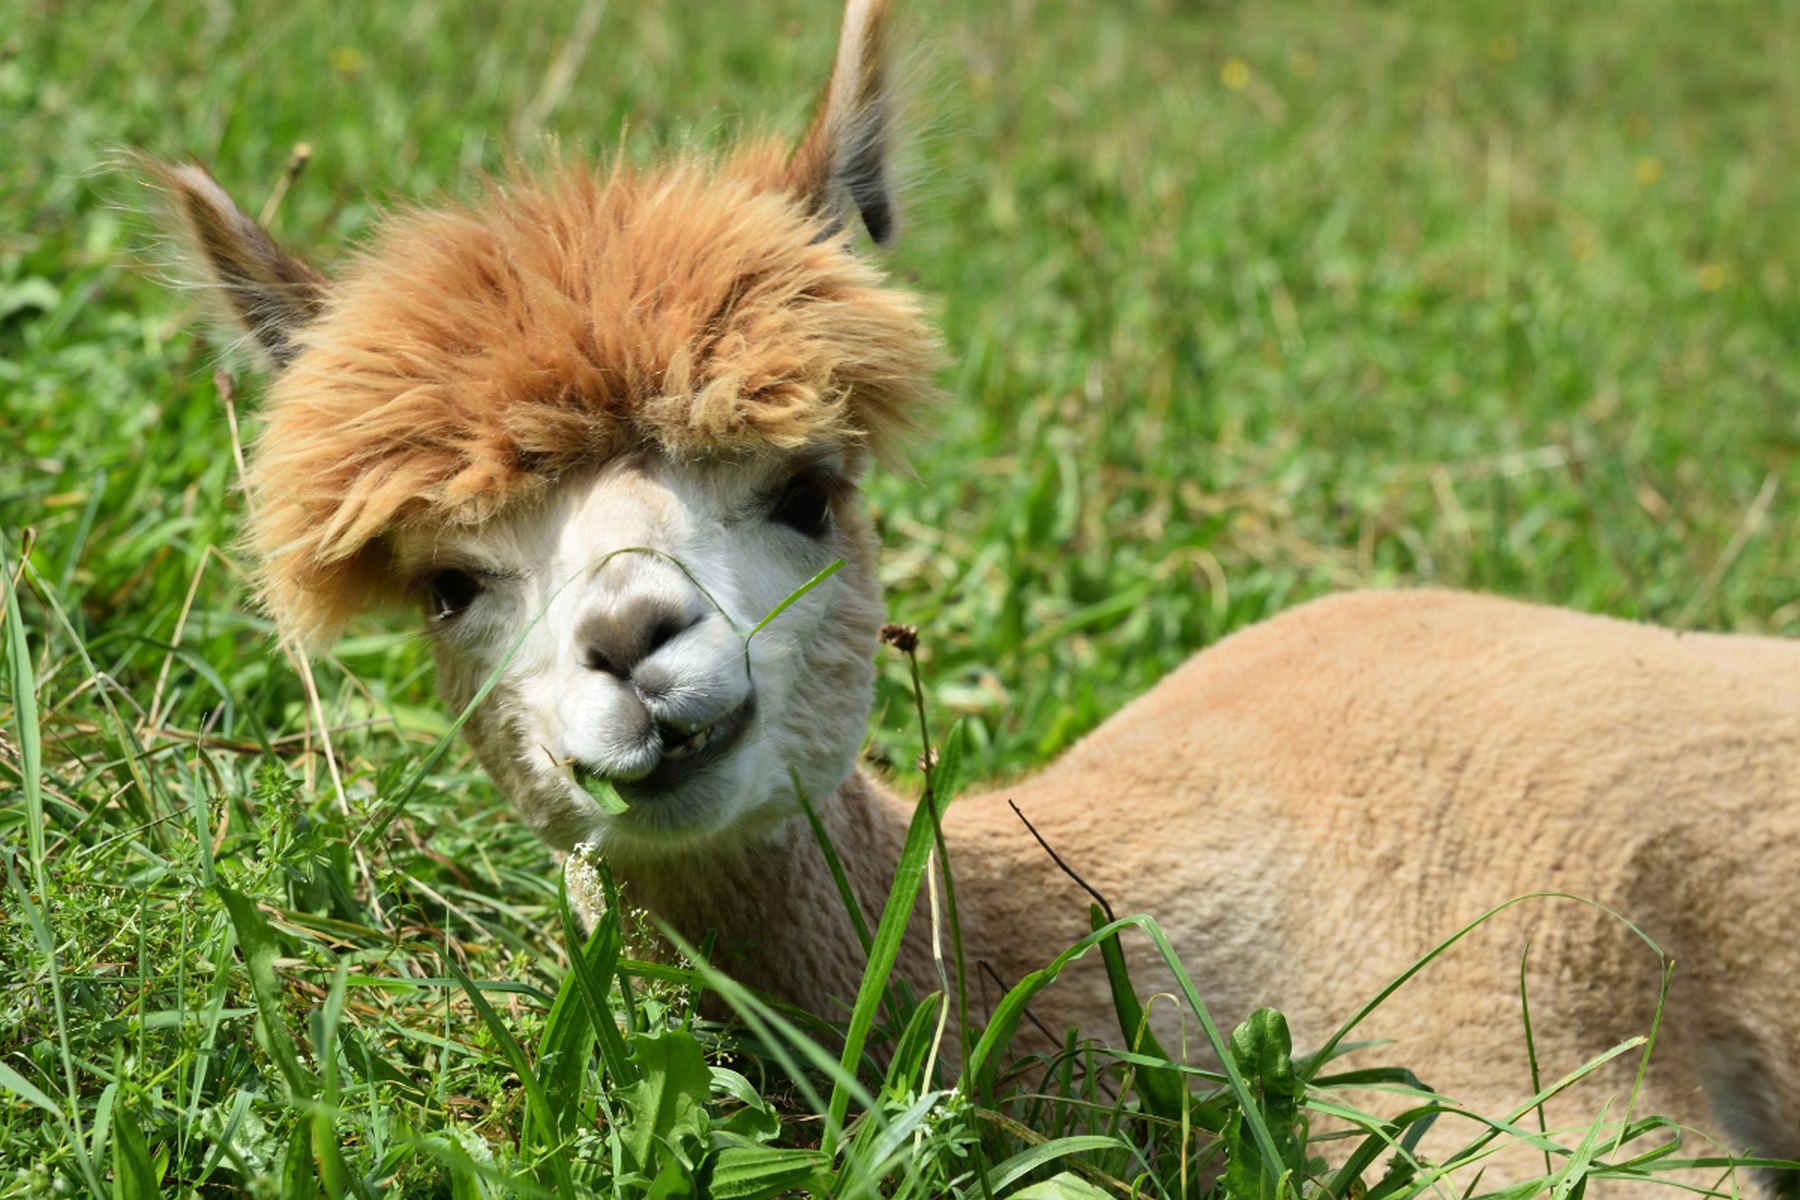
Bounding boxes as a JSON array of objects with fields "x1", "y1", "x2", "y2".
[
  {"x1": 536, "y1": 885, "x2": 607, "y2": 1136},
  {"x1": 4, "y1": 543, "x2": 47, "y2": 882},
  {"x1": 533, "y1": 960, "x2": 599, "y2": 1138},
  {"x1": 1518, "y1": 941, "x2": 1553, "y2": 1180},
  {"x1": 882, "y1": 991, "x2": 946, "y2": 1096},
  {"x1": 1417, "y1": 1036, "x2": 1650, "y2": 1187},
  {"x1": 558, "y1": 862, "x2": 638, "y2": 1086},
  {"x1": 1548, "y1": 1107, "x2": 1610, "y2": 1197},
  {"x1": 283, "y1": 1120, "x2": 324, "y2": 1200},
  {"x1": 18, "y1": 556, "x2": 168, "y2": 833},
  {"x1": 823, "y1": 784, "x2": 941, "y2": 1156},
  {"x1": 965, "y1": 914, "x2": 1291, "y2": 1195},
  {"x1": 111, "y1": 1098, "x2": 162, "y2": 1200},
  {"x1": 213, "y1": 884, "x2": 321, "y2": 1102},
  {"x1": 0, "y1": 1060, "x2": 63, "y2": 1119},
  {"x1": 312, "y1": 1105, "x2": 375, "y2": 1200},
  {"x1": 1311, "y1": 892, "x2": 1667, "y2": 1071},
  {"x1": 1315, "y1": 1102, "x2": 1450, "y2": 1199},
  {"x1": 745, "y1": 559, "x2": 843, "y2": 641},
  {"x1": 796, "y1": 778, "x2": 874, "y2": 955},
  {"x1": 0, "y1": 548, "x2": 99, "y2": 1189},
  {"x1": 655, "y1": 924, "x2": 874, "y2": 1167},
  {"x1": 88, "y1": 1080, "x2": 118, "y2": 1170},
  {"x1": 840, "y1": 1087, "x2": 952, "y2": 1188},
  {"x1": 985, "y1": 1134, "x2": 1124, "y2": 1193},
  {"x1": 407, "y1": 1132, "x2": 559, "y2": 1199},
  {"x1": 1138, "y1": 920, "x2": 1296, "y2": 1196},
  {"x1": 1088, "y1": 903, "x2": 1186, "y2": 1121},
  {"x1": 445, "y1": 959, "x2": 578, "y2": 1194}
]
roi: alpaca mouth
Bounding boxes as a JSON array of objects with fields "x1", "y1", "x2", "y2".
[
  {"x1": 661, "y1": 715, "x2": 729, "y2": 761},
  {"x1": 611, "y1": 695, "x2": 756, "y2": 801}
]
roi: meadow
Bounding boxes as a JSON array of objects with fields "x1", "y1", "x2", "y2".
[{"x1": 3, "y1": 0, "x2": 1798, "y2": 1195}]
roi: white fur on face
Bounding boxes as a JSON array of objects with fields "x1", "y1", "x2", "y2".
[{"x1": 390, "y1": 451, "x2": 885, "y2": 863}]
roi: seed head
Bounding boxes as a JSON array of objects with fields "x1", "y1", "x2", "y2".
[{"x1": 879, "y1": 622, "x2": 919, "y2": 654}]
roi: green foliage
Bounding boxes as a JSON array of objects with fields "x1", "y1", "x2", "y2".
[
  {"x1": 615, "y1": 1029, "x2": 710, "y2": 1188},
  {"x1": 1219, "y1": 1011, "x2": 1304, "y2": 1200},
  {"x1": 4, "y1": 0, "x2": 1799, "y2": 1196}
]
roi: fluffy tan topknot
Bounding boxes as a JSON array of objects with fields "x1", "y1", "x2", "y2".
[{"x1": 243, "y1": 148, "x2": 936, "y2": 643}]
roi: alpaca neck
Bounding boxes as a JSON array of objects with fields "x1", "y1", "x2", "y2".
[{"x1": 612, "y1": 768, "x2": 927, "y2": 1018}]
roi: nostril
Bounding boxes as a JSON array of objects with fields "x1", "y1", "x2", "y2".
[
  {"x1": 578, "y1": 600, "x2": 703, "y2": 679},
  {"x1": 646, "y1": 612, "x2": 701, "y2": 658}
]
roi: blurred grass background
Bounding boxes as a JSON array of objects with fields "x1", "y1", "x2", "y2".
[
  {"x1": 2, "y1": 0, "x2": 1797, "y2": 1192},
  {"x1": 6, "y1": 0, "x2": 1797, "y2": 780}
]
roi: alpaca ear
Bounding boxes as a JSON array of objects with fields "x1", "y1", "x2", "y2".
[
  {"x1": 785, "y1": 0, "x2": 898, "y2": 244},
  {"x1": 143, "y1": 159, "x2": 328, "y2": 370}
]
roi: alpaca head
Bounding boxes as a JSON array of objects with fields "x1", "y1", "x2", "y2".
[{"x1": 147, "y1": 0, "x2": 936, "y2": 861}]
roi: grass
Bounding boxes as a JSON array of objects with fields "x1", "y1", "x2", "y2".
[{"x1": 3, "y1": 0, "x2": 1799, "y2": 1195}]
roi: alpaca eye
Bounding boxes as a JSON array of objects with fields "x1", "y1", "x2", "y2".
[
  {"x1": 770, "y1": 472, "x2": 833, "y2": 537},
  {"x1": 427, "y1": 569, "x2": 483, "y2": 621}
]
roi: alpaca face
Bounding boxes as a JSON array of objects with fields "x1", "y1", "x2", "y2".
[{"x1": 387, "y1": 449, "x2": 887, "y2": 861}]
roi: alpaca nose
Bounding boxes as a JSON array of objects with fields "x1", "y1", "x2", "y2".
[{"x1": 579, "y1": 595, "x2": 702, "y2": 679}]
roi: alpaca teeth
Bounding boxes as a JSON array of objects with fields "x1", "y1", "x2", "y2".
[{"x1": 665, "y1": 723, "x2": 712, "y2": 760}]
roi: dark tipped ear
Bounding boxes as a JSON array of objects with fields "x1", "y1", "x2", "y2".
[
  {"x1": 785, "y1": 0, "x2": 898, "y2": 244},
  {"x1": 142, "y1": 158, "x2": 328, "y2": 369}
]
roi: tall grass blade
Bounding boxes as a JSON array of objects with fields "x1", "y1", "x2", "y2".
[
  {"x1": 1518, "y1": 941, "x2": 1552, "y2": 1179},
  {"x1": 655, "y1": 925, "x2": 874, "y2": 1174},
  {"x1": 111, "y1": 1099, "x2": 162, "y2": 1200},
  {"x1": 0, "y1": 1061, "x2": 63, "y2": 1120},
  {"x1": 407, "y1": 1134, "x2": 559, "y2": 1199},
  {"x1": 985, "y1": 1134, "x2": 1123, "y2": 1193},
  {"x1": 89, "y1": 1080, "x2": 118, "y2": 1170},
  {"x1": 446, "y1": 959, "x2": 578, "y2": 1193},
  {"x1": 536, "y1": 897, "x2": 603, "y2": 1139},
  {"x1": 746, "y1": 559, "x2": 843, "y2": 640},
  {"x1": 1425, "y1": 1036, "x2": 1648, "y2": 1183},
  {"x1": 1315, "y1": 1100, "x2": 1450, "y2": 1199},
  {"x1": 1138, "y1": 919, "x2": 1292, "y2": 1194},
  {"x1": 1312, "y1": 892, "x2": 1666, "y2": 1070},
  {"x1": 215, "y1": 884, "x2": 321, "y2": 1102},
  {"x1": 283, "y1": 1122, "x2": 324, "y2": 1200},
  {"x1": 797, "y1": 778, "x2": 874, "y2": 955},
  {"x1": 4, "y1": 541, "x2": 47, "y2": 882},
  {"x1": 1088, "y1": 903, "x2": 1185, "y2": 1121},
  {"x1": 558, "y1": 864, "x2": 637, "y2": 1085},
  {"x1": 1547, "y1": 1107, "x2": 1609, "y2": 1197},
  {"x1": 823, "y1": 781, "x2": 941, "y2": 1155},
  {"x1": 18, "y1": 556, "x2": 167, "y2": 829},
  {"x1": 312, "y1": 1106, "x2": 375, "y2": 1200}
]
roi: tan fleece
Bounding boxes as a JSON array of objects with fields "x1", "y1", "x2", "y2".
[{"x1": 611, "y1": 590, "x2": 1799, "y2": 1193}]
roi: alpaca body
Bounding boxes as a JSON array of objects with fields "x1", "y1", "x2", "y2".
[
  {"x1": 600, "y1": 588, "x2": 1800, "y2": 1189},
  {"x1": 143, "y1": 0, "x2": 1799, "y2": 1191}
]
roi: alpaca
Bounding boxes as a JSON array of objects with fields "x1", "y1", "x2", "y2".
[{"x1": 145, "y1": 1, "x2": 1799, "y2": 1193}]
